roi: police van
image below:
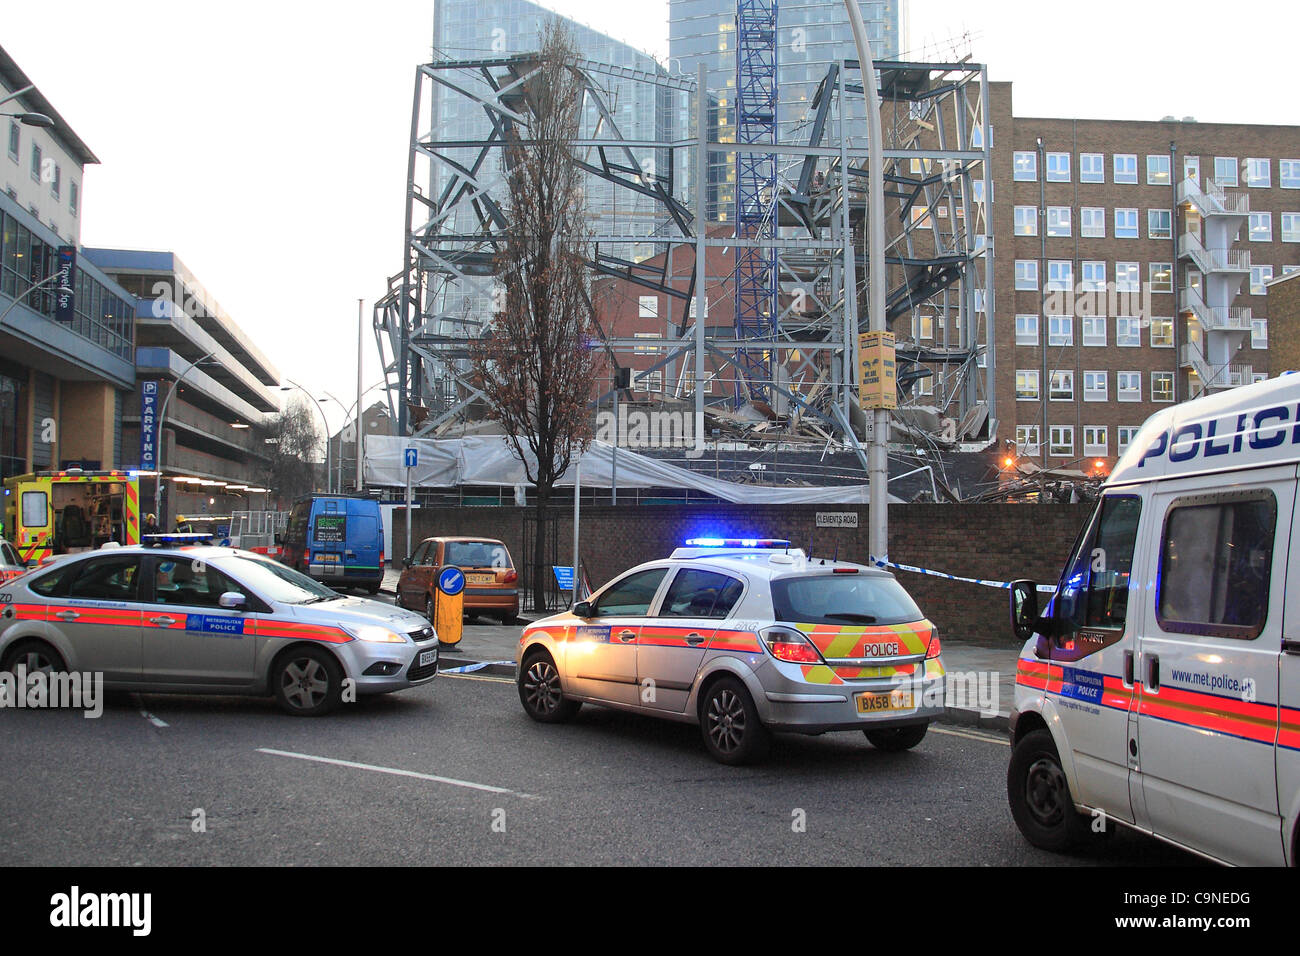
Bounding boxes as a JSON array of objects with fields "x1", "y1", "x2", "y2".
[{"x1": 1007, "y1": 374, "x2": 1300, "y2": 866}]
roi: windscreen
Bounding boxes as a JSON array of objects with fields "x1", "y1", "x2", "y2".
[
  {"x1": 771, "y1": 574, "x2": 922, "y2": 626},
  {"x1": 219, "y1": 555, "x2": 339, "y2": 604}
]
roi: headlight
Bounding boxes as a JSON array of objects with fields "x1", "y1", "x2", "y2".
[{"x1": 344, "y1": 624, "x2": 408, "y2": 644}]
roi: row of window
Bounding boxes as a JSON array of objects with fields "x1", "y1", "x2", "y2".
[
  {"x1": 1015, "y1": 423, "x2": 1139, "y2": 459},
  {"x1": 1014, "y1": 313, "x2": 1187, "y2": 348},
  {"x1": 1013, "y1": 151, "x2": 1299, "y2": 189},
  {"x1": 6, "y1": 123, "x2": 78, "y2": 216},
  {"x1": 1014, "y1": 205, "x2": 1300, "y2": 242},
  {"x1": 1014, "y1": 259, "x2": 1174, "y2": 293},
  {"x1": 1015, "y1": 369, "x2": 1176, "y2": 404}
]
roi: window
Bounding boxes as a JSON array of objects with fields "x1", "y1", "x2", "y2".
[
  {"x1": 1282, "y1": 160, "x2": 1300, "y2": 189},
  {"x1": 1015, "y1": 260, "x2": 1038, "y2": 290},
  {"x1": 1083, "y1": 370, "x2": 1108, "y2": 401},
  {"x1": 1113, "y1": 154, "x2": 1138, "y2": 184},
  {"x1": 1046, "y1": 152, "x2": 1071, "y2": 182},
  {"x1": 152, "y1": 559, "x2": 242, "y2": 609},
  {"x1": 1149, "y1": 317, "x2": 1174, "y2": 347},
  {"x1": 30, "y1": 143, "x2": 40, "y2": 183},
  {"x1": 641, "y1": 370, "x2": 663, "y2": 393},
  {"x1": 770, "y1": 574, "x2": 922, "y2": 628},
  {"x1": 1049, "y1": 425, "x2": 1074, "y2": 457},
  {"x1": 1046, "y1": 260, "x2": 1073, "y2": 292},
  {"x1": 1080, "y1": 153, "x2": 1104, "y2": 184},
  {"x1": 21, "y1": 490, "x2": 47, "y2": 527},
  {"x1": 1083, "y1": 426, "x2": 1108, "y2": 457},
  {"x1": 1048, "y1": 315, "x2": 1073, "y2": 346},
  {"x1": 1016, "y1": 425, "x2": 1040, "y2": 456},
  {"x1": 659, "y1": 568, "x2": 744, "y2": 619},
  {"x1": 1015, "y1": 369, "x2": 1040, "y2": 400},
  {"x1": 592, "y1": 567, "x2": 669, "y2": 616},
  {"x1": 1080, "y1": 261, "x2": 1106, "y2": 292},
  {"x1": 1214, "y1": 156, "x2": 1238, "y2": 186},
  {"x1": 1013, "y1": 151, "x2": 1037, "y2": 181},
  {"x1": 633, "y1": 332, "x2": 660, "y2": 354},
  {"x1": 1117, "y1": 372, "x2": 1141, "y2": 402},
  {"x1": 1115, "y1": 208, "x2": 1138, "y2": 238},
  {"x1": 1082, "y1": 315, "x2": 1107, "y2": 346},
  {"x1": 50, "y1": 163, "x2": 59, "y2": 200},
  {"x1": 1013, "y1": 205, "x2": 1037, "y2": 236},
  {"x1": 1047, "y1": 206, "x2": 1071, "y2": 237},
  {"x1": 1282, "y1": 213, "x2": 1300, "y2": 243},
  {"x1": 1147, "y1": 208, "x2": 1172, "y2": 239},
  {"x1": 1118, "y1": 426, "x2": 1140, "y2": 453},
  {"x1": 66, "y1": 555, "x2": 142, "y2": 602},
  {"x1": 971, "y1": 180, "x2": 988, "y2": 204},
  {"x1": 1152, "y1": 371, "x2": 1174, "y2": 402},
  {"x1": 1245, "y1": 158, "x2": 1270, "y2": 188},
  {"x1": 1080, "y1": 207, "x2": 1106, "y2": 238},
  {"x1": 1249, "y1": 212, "x2": 1272, "y2": 242},
  {"x1": 1149, "y1": 262, "x2": 1173, "y2": 293},
  {"x1": 1054, "y1": 495, "x2": 1142, "y2": 637},
  {"x1": 1147, "y1": 155, "x2": 1171, "y2": 185},
  {"x1": 69, "y1": 181, "x2": 78, "y2": 217},
  {"x1": 1015, "y1": 314, "x2": 1039, "y2": 346},
  {"x1": 1252, "y1": 318, "x2": 1268, "y2": 349},
  {"x1": 638, "y1": 295, "x2": 659, "y2": 318},
  {"x1": 6, "y1": 122, "x2": 17, "y2": 162},
  {"x1": 1184, "y1": 155, "x2": 1200, "y2": 185},
  {"x1": 1157, "y1": 492, "x2": 1275, "y2": 639},
  {"x1": 1050, "y1": 370, "x2": 1074, "y2": 401},
  {"x1": 1115, "y1": 261, "x2": 1140, "y2": 292},
  {"x1": 1116, "y1": 315, "x2": 1141, "y2": 347},
  {"x1": 917, "y1": 313, "x2": 934, "y2": 339},
  {"x1": 1250, "y1": 265, "x2": 1273, "y2": 295}
]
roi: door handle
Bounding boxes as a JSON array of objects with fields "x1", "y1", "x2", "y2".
[
  {"x1": 149, "y1": 616, "x2": 176, "y2": 626},
  {"x1": 685, "y1": 633, "x2": 706, "y2": 646},
  {"x1": 54, "y1": 610, "x2": 80, "y2": 621},
  {"x1": 1123, "y1": 650, "x2": 1134, "y2": 685},
  {"x1": 1283, "y1": 640, "x2": 1300, "y2": 656},
  {"x1": 618, "y1": 630, "x2": 637, "y2": 643},
  {"x1": 1145, "y1": 653, "x2": 1160, "y2": 691}
]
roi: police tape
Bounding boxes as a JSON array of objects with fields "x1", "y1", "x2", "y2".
[
  {"x1": 869, "y1": 557, "x2": 1057, "y2": 593},
  {"x1": 440, "y1": 660, "x2": 515, "y2": 674}
]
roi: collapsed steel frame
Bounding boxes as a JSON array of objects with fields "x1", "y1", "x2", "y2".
[{"x1": 373, "y1": 52, "x2": 995, "y2": 453}]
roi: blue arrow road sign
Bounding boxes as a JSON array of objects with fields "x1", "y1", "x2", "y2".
[
  {"x1": 438, "y1": 566, "x2": 466, "y2": 596},
  {"x1": 404, "y1": 447, "x2": 418, "y2": 468}
]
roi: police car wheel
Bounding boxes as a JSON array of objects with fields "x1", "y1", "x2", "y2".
[
  {"x1": 519, "y1": 651, "x2": 581, "y2": 723},
  {"x1": 1007, "y1": 728, "x2": 1093, "y2": 852},
  {"x1": 2, "y1": 639, "x2": 67, "y2": 676},
  {"x1": 700, "y1": 677, "x2": 770, "y2": 765},
  {"x1": 864, "y1": 722, "x2": 928, "y2": 752},
  {"x1": 272, "y1": 647, "x2": 343, "y2": 717}
]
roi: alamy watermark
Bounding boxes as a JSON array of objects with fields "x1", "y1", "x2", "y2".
[
  {"x1": 0, "y1": 665, "x2": 103, "y2": 717},
  {"x1": 595, "y1": 406, "x2": 704, "y2": 458}
]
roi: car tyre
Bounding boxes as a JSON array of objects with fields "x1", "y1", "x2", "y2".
[
  {"x1": 518, "y1": 651, "x2": 580, "y2": 723},
  {"x1": 272, "y1": 646, "x2": 344, "y2": 717},
  {"x1": 699, "y1": 676, "x2": 770, "y2": 765},
  {"x1": 865, "y1": 722, "x2": 928, "y2": 752},
  {"x1": 1, "y1": 639, "x2": 68, "y2": 676},
  {"x1": 1007, "y1": 728, "x2": 1096, "y2": 852}
]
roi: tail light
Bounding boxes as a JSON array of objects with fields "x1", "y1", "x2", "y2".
[
  {"x1": 760, "y1": 626, "x2": 825, "y2": 664},
  {"x1": 925, "y1": 630, "x2": 942, "y2": 660},
  {"x1": 501, "y1": 569, "x2": 518, "y2": 584}
]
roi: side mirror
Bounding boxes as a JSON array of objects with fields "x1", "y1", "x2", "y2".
[
  {"x1": 402, "y1": 558, "x2": 411, "y2": 569},
  {"x1": 219, "y1": 591, "x2": 247, "y2": 611},
  {"x1": 572, "y1": 601, "x2": 593, "y2": 619},
  {"x1": 1009, "y1": 579, "x2": 1039, "y2": 643}
]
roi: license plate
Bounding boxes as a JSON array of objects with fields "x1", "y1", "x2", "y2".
[
  {"x1": 318, "y1": 553, "x2": 339, "y2": 563},
  {"x1": 467, "y1": 573, "x2": 495, "y2": 585},
  {"x1": 419, "y1": 649, "x2": 437, "y2": 667},
  {"x1": 855, "y1": 689, "x2": 914, "y2": 714}
]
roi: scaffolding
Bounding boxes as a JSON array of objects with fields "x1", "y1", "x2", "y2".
[{"x1": 373, "y1": 51, "x2": 996, "y2": 456}]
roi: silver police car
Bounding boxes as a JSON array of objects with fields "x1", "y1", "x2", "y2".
[
  {"x1": 517, "y1": 538, "x2": 945, "y2": 764},
  {"x1": 0, "y1": 540, "x2": 438, "y2": 715}
]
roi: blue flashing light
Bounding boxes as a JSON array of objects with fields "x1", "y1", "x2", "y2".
[
  {"x1": 684, "y1": 537, "x2": 791, "y2": 549},
  {"x1": 143, "y1": 533, "x2": 216, "y2": 546}
]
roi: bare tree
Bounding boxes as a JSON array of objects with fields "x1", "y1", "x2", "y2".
[
  {"x1": 470, "y1": 21, "x2": 599, "y2": 611},
  {"x1": 263, "y1": 398, "x2": 322, "y2": 507}
]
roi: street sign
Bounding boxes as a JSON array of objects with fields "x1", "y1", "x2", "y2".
[
  {"x1": 404, "y1": 447, "x2": 418, "y2": 468},
  {"x1": 858, "y1": 330, "x2": 897, "y2": 410},
  {"x1": 552, "y1": 566, "x2": 576, "y2": 592},
  {"x1": 816, "y1": 511, "x2": 859, "y2": 528},
  {"x1": 437, "y1": 566, "x2": 466, "y2": 596},
  {"x1": 140, "y1": 381, "x2": 159, "y2": 471},
  {"x1": 54, "y1": 246, "x2": 76, "y2": 324}
]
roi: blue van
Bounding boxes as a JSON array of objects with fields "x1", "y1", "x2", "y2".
[{"x1": 280, "y1": 495, "x2": 385, "y2": 594}]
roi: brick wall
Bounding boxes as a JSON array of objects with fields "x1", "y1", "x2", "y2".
[
  {"x1": 395, "y1": 502, "x2": 1090, "y2": 645},
  {"x1": 1269, "y1": 271, "x2": 1300, "y2": 373}
]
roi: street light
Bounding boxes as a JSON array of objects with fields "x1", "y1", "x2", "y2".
[
  {"x1": 155, "y1": 347, "x2": 221, "y2": 523},
  {"x1": 323, "y1": 380, "x2": 385, "y2": 493},
  {"x1": 0, "y1": 270, "x2": 69, "y2": 326},
  {"x1": 281, "y1": 381, "x2": 332, "y2": 494},
  {"x1": 0, "y1": 111, "x2": 54, "y2": 128}
]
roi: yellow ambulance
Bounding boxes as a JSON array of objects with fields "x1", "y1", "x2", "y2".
[{"x1": 2, "y1": 469, "x2": 141, "y2": 566}]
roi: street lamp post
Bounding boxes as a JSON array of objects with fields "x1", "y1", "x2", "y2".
[
  {"x1": 154, "y1": 347, "x2": 221, "y2": 523},
  {"x1": 323, "y1": 380, "x2": 385, "y2": 493},
  {"x1": 281, "y1": 381, "x2": 332, "y2": 494},
  {"x1": 0, "y1": 271, "x2": 69, "y2": 326}
]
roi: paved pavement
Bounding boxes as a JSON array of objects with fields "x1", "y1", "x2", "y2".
[{"x1": 380, "y1": 567, "x2": 1020, "y2": 730}]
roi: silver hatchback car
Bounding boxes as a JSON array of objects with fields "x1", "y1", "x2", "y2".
[
  {"x1": 517, "y1": 539, "x2": 946, "y2": 764},
  {"x1": 0, "y1": 542, "x2": 438, "y2": 715}
]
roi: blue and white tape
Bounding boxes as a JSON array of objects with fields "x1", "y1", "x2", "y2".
[
  {"x1": 869, "y1": 557, "x2": 1057, "y2": 593},
  {"x1": 440, "y1": 660, "x2": 515, "y2": 674}
]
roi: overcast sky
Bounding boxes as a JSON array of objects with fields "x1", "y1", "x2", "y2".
[{"x1": 4, "y1": 1, "x2": 1295, "y2": 433}]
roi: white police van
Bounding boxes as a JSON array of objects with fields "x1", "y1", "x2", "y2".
[{"x1": 1007, "y1": 374, "x2": 1300, "y2": 866}]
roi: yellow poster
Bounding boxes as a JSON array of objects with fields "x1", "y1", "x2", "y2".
[{"x1": 858, "y1": 330, "x2": 897, "y2": 410}]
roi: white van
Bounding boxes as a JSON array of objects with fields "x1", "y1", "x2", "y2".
[{"x1": 1007, "y1": 374, "x2": 1300, "y2": 866}]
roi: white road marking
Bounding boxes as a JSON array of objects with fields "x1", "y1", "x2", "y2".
[
  {"x1": 132, "y1": 695, "x2": 169, "y2": 728},
  {"x1": 931, "y1": 725, "x2": 1008, "y2": 747},
  {"x1": 257, "y1": 747, "x2": 530, "y2": 796}
]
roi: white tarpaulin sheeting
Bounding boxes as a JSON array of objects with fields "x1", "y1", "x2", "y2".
[{"x1": 365, "y1": 435, "x2": 899, "y2": 504}]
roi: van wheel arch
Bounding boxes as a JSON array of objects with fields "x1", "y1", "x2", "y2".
[{"x1": 1012, "y1": 710, "x2": 1049, "y2": 748}]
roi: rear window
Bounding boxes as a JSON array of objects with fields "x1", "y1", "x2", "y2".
[
  {"x1": 443, "y1": 541, "x2": 511, "y2": 569},
  {"x1": 770, "y1": 574, "x2": 922, "y2": 626}
]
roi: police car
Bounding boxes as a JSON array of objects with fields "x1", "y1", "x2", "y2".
[
  {"x1": 516, "y1": 538, "x2": 945, "y2": 764},
  {"x1": 0, "y1": 535, "x2": 438, "y2": 716},
  {"x1": 1007, "y1": 374, "x2": 1300, "y2": 865}
]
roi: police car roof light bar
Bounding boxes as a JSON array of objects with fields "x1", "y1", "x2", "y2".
[
  {"x1": 683, "y1": 538, "x2": 792, "y2": 549},
  {"x1": 142, "y1": 533, "x2": 216, "y2": 547}
]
